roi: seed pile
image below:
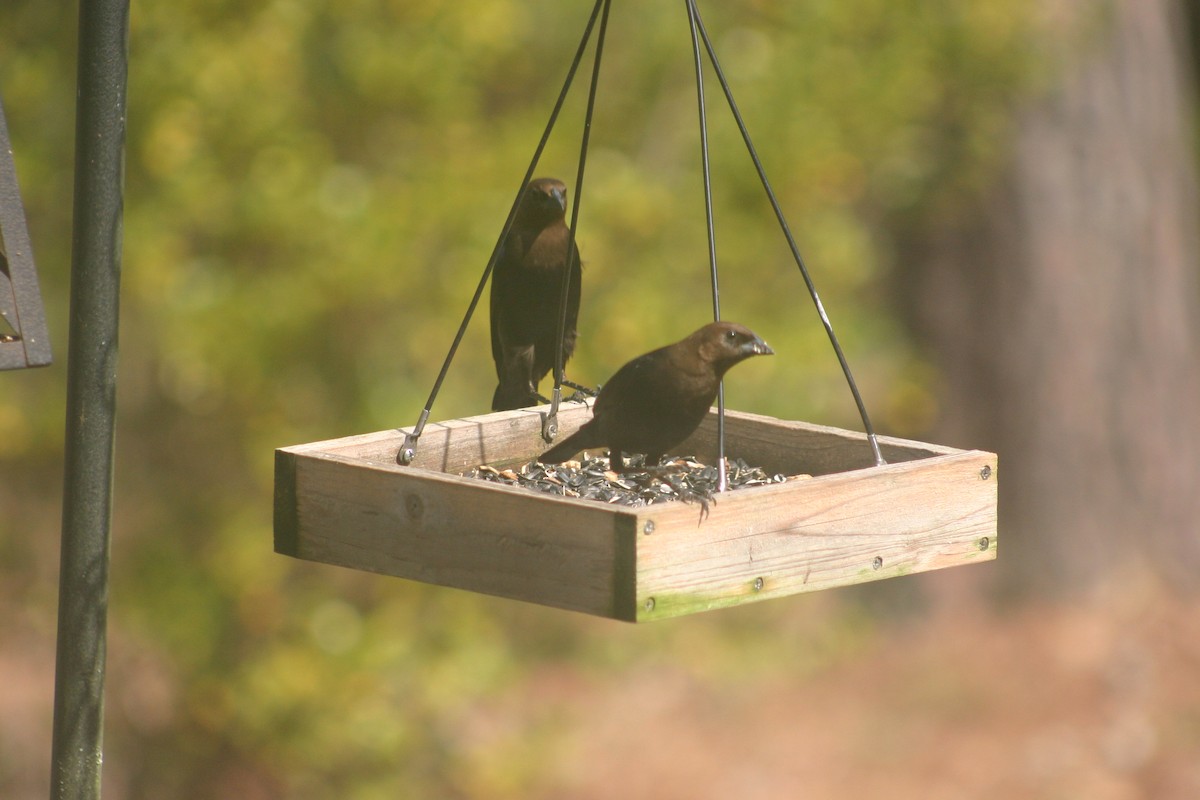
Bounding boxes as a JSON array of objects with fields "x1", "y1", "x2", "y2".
[{"x1": 463, "y1": 453, "x2": 796, "y2": 509}]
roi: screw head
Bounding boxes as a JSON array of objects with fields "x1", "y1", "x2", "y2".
[
  {"x1": 980, "y1": 465, "x2": 993, "y2": 480},
  {"x1": 872, "y1": 556, "x2": 883, "y2": 570},
  {"x1": 643, "y1": 520, "x2": 656, "y2": 535},
  {"x1": 752, "y1": 577, "x2": 764, "y2": 592},
  {"x1": 398, "y1": 447, "x2": 415, "y2": 464},
  {"x1": 643, "y1": 597, "x2": 656, "y2": 612},
  {"x1": 978, "y1": 537, "x2": 990, "y2": 551}
]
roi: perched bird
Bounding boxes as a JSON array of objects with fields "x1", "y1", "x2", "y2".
[
  {"x1": 538, "y1": 321, "x2": 774, "y2": 470},
  {"x1": 490, "y1": 177, "x2": 582, "y2": 411}
]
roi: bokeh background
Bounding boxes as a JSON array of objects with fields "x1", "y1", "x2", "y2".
[{"x1": 3, "y1": 1, "x2": 1200, "y2": 797}]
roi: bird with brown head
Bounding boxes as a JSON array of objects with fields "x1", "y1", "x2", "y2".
[
  {"x1": 490, "y1": 177, "x2": 582, "y2": 411},
  {"x1": 538, "y1": 321, "x2": 774, "y2": 471}
]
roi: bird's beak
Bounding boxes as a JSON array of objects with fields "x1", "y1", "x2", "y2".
[
  {"x1": 550, "y1": 187, "x2": 567, "y2": 211},
  {"x1": 743, "y1": 337, "x2": 774, "y2": 357}
]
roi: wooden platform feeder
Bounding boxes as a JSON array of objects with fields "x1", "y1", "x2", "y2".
[{"x1": 274, "y1": 403, "x2": 997, "y2": 622}]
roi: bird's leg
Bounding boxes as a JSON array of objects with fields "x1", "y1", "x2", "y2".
[
  {"x1": 616, "y1": 455, "x2": 713, "y2": 520},
  {"x1": 561, "y1": 379, "x2": 597, "y2": 403},
  {"x1": 607, "y1": 449, "x2": 626, "y2": 472},
  {"x1": 566, "y1": 387, "x2": 596, "y2": 404},
  {"x1": 659, "y1": 472, "x2": 713, "y2": 522},
  {"x1": 525, "y1": 379, "x2": 542, "y2": 408}
]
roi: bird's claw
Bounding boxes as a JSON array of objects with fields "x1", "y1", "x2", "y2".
[
  {"x1": 615, "y1": 461, "x2": 713, "y2": 523},
  {"x1": 661, "y1": 473, "x2": 713, "y2": 522},
  {"x1": 562, "y1": 379, "x2": 597, "y2": 397}
]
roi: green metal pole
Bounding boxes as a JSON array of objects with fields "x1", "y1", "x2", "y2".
[{"x1": 51, "y1": 0, "x2": 129, "y2": 797}]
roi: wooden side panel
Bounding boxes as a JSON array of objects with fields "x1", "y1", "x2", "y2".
[
  {"x1": 292, "y1": 404, "x2": 597, "y2": 472},
  {"x1": 275, "y1": 448, "x2": 639, "y2": 620},
  {"x1": 633, "y1": 451, "x2": 998, "y2": 620},
  {"x1": 298, "y1": 407, "x2": 954, "y2": 476},
  {"x1": 677, "y1": 411, "x2": 963, "y2": 476},
  {"x1": 274, "y1": 413, "x2": 998, "y2": 623}
]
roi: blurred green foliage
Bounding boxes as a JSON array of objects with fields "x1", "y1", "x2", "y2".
[{"x1": 1, "y1": 1, "x2": 1043, "y2": 797}]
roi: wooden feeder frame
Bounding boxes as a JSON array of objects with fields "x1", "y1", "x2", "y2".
[{"x1": 275, "y1": 403, "x2": 997, "y2": 622}]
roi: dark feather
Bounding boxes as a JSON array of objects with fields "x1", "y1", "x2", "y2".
[
  {"x1": 490, "y1": 178, "x2": 582, "y2": 411},
  {"x1": 539, "y1": 321, "x2": 773, "y2": 470}
]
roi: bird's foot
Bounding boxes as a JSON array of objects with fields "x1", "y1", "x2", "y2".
[
  {"x1": 613, "y1": 459, "x2": 713, "y2": 521},
  {"x1": 562, "y1": 379, "x2": 598, "y2": 402},
  {"x1": 660, "y1": 473, "x2": 713, "y2": 522}
]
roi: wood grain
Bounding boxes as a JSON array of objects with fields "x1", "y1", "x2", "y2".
[
  {"x1": 277, "y1": 448, "x2": 640, "y2": 619},
  {"x1": 275, "y1": 409, "x2": 998, "y2": 622},
  {"x1": 629, "y1": 450, "x2": 996, "y2": 620}
]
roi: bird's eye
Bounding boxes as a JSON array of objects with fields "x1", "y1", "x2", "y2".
[{"x1": 726, "y1": 330, "x2": 738, "y2": 341}]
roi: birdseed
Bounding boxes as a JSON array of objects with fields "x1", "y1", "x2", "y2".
[{"x1": 462, "y1": 453, "x2": 804, "y2": 510}]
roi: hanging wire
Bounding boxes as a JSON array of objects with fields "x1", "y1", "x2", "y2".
[
  {"x1": 544, "y1": 0, "x2": 613, "y2": 442},
  {"x1": 399, "y1": 0, "x2": 607, "y2": 464},
  {"x1": 685, "y1": 0, "x2": 729, "y2": 491},
  {"x1": 690, "y1": 3, "x2": 886, "y2": 467},
  {"x1": 403, "y1": 0, "x2": 886, "y2": 468}
]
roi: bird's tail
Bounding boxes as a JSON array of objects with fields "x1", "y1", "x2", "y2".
[{"x1": 492, "y1": 381, "x2": 534, "y2": 412}]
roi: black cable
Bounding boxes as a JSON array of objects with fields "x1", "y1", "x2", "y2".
[
  {"x1": 686, "y1": 0, "x2": 729, "y2": 490},
  {"x1": 404, "y1": 0, "x2": 887, "y2": 470},
  {"x1": 545, "y1": 0, "x2": 612, "y2": 438},
  {"x1": 400, "y1": 0, "x2": 607, "y2": 463},
  {"x1": 691, "y1": 3, "x2": 886, "y2": 466}
]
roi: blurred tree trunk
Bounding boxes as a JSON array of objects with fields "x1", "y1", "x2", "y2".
[{"x1": 900, "y1": 0, "x2": 1200, "y2": 595}]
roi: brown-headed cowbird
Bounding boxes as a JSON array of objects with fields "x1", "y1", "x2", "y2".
[
  {"x1": 490, "y1": 177, "x2": 581, "y2": 411},
  {"x1": 538, "y1": 321, "x2": 773, "y2": 470}
]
